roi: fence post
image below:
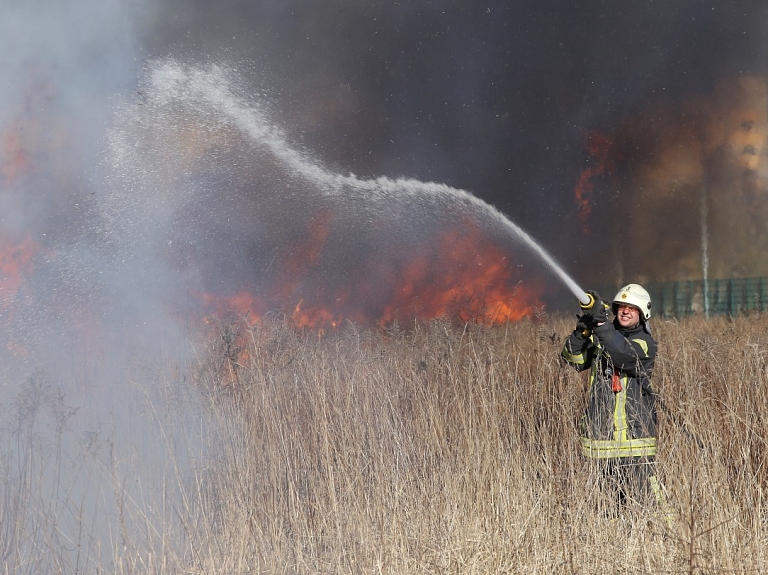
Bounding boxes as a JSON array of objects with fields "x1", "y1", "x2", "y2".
[
  {"x1": 761, "y1": 277, "x2": 768, "y2": 312},
  {"x1": 716, "y1": 279, "x2": 725, "y2": 315},
  {"x1": 728, "y1": 278, "x2": 737, "y2": 316},
  {"x1": 685, "y1": 280, "x2": 696, "y2": 315},
  {"x1": 746, "y1": 278, "x2": 757, "y2": 311}
]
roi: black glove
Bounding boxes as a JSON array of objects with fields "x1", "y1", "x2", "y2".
[
  {"x1": 583, "y1": 291, "x2": 609, "y2": 325},
  {"x1": 573, "y1": 314, "x2": 592, "y2": 338},
  {"x1": 590, "y1": 302, "x2": 609, "y2": 325}
]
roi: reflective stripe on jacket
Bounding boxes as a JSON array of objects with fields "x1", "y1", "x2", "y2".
[{"x1": 562, "y1": 320, "x2": 658, "y2": 459}]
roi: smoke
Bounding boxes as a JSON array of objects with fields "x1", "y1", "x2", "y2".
[
  {"x1": 0, "y1": 4, "x2": 551, "y2": 565},
  {"x1": 0, "y1": 0, "x2": 142, "y2": 355},
  {"x1": 577, "y1": 76, "x2": 768, "y2": 284},
  {"x1": 0, "y1": 0, "x2": 764, "y2": 393},
  {"x1": 0, "y1": 2, "x2": 209, "y2": 570},
  {"x1": 102, "y1": 58, "x2": 547, "y2": 329},
  {"x1": 1, "y1": 0, "x2": 768, "y2": 568}
]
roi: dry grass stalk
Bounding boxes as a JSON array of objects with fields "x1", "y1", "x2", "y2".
[
  {"x1": 1, "y1": 313, "x2": 766, "y2": 573},
  {"x1": 192, "y1": 312, "x2": 768, "y2": 573}
]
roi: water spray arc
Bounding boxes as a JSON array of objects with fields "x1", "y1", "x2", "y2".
[{"x1": 148, "y1": 60, "x2": 592, "y2": 310}]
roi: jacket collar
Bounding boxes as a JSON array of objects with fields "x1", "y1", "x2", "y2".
[{"x1": 614, "y1": 319, "x2": 647, "y2": 336}]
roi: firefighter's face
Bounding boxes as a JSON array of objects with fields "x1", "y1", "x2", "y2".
[{"x1": 616, "y1": 304, "x2": 641, "y2": 328}]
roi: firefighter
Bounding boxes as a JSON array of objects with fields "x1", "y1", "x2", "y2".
[{"x1": 561, "y1": 284, "x2": 667, "y2": 514}]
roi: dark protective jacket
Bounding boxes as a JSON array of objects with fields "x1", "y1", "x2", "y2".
[{"x1": 561, "y1": 319, "x2": 658, "y2": 459}]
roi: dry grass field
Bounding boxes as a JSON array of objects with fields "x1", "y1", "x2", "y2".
[
  {"x1": 189, "y1": 312, "x2": 768, "y2": 574},
  {"x1": 1, "y1": 312, "x2": 767, "y2": 573}
]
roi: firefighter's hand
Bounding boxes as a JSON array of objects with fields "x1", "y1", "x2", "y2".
[
  {"x1": 591, "y1": 302, "x2": 609, "y2": 325},
  {"x1": 574, "y1": 314, "x2": 592, "y2": 337},
  {"x1": 584, "y1": 293, "x2": 609, "y2": 325}
]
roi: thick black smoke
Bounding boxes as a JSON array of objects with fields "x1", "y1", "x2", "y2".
[
  {"x1": 137, "y1": 1, "x2": 768, "y2": 249},
  {"x1": 122, "y1": 0, "x2": 768, "y2": 301}
]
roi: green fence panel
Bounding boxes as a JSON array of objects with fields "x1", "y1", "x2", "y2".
[
  {"x1": 643, "y1": 277, "x2": 768, "y2": 318},
  {"x1": 762, "y1": 277, "x2": 768, "y2": 311}
]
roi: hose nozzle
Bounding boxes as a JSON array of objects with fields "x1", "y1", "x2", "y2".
[{"x1": 579, "y1": 291, "x2": 596, "y2": 310}]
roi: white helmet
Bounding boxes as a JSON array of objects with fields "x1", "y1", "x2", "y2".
[{"x1": 612, "y1": 283, "x2": 652, "y2": 320}]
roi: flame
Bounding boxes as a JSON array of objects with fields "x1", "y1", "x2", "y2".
[
  {"x1": 272, "y1": 210, "x2": 332, "y2": 303},
  {"x1": 378, "y1": 225, "x2": 540, "y2": 326},
  {"x1": 574, "y1": 130, "x2": 616, "y2": 234},
  {"x1": 1, "y1": 68, "x2": 54, "y2": 187},
  {"x1": 198, "y1": 290, "x2": 266, "y2": 325},
  {"x1": 196, "y1": 217, "x2": 543, "y2": 332},
  {"x1": 0, "y1": 236, "x2": 37, "y2": 299},
  {"x1": 292, "y1": 299, "x2": 344, "y2": 330},
  {"x1": 0, "y1": 236, "x2": 38, "y2": 356},
  {"x1": 1, "y1": 121, "x2": 33, "y2": 186}
]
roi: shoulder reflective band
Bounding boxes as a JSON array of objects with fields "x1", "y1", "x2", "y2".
[{"x1": 630, "y1": 337, "x2": 649, "y2": 356}]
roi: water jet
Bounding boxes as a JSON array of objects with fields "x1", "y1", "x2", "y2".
[{"x1": 146, "y1": 59, "x2": 592, "y2": 311}]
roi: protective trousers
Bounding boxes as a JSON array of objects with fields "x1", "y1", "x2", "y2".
[{"x1": 592, "y1": 456, "x2": 673, "y2": 526}]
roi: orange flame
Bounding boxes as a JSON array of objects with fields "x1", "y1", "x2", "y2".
[
  {"x1": 0, "y1": 236, "x2": 39, "y2": 356},
  {"x1": 574, "y1": 130, "x2": 615, "y2": 234},
  {"x1": 196, "y1": 217, "x2": 543, "y2": 332},
  {"x1": 1, "y1": 123, "x2": 33, "y2": 186},
  {"x1": 0, "y1": 236, "x2": 37, "y2": 299},
  {"x1": 378, "y1": 225, "x2": 540, "y2": 326},
  {"x1": 198, "y1": 290, "x2": 266, "y2": 325}
]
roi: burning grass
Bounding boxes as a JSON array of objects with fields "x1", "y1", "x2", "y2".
[{"x1": 190, "y1": 312, "x2": 768, "y2": 573}]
